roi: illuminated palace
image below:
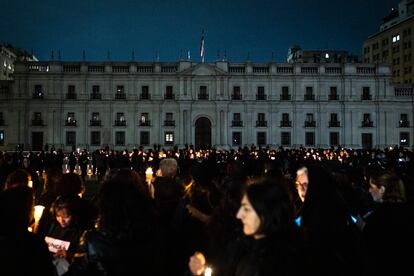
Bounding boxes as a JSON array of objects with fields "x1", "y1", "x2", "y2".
[{"x1": 0, "y1": 58, "x2": 413, "y2": 151}]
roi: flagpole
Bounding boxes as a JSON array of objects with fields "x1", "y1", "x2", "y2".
[{"x1": 200, "y1": 29, "x2": 205, "y2": 63}]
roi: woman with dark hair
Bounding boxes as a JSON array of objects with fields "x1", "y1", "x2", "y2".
[
  {"x1": 363, "y1": 171, "x2": 414, "y2": 275},
  {"x1": 189, "y1": 177, "x2": 301, "y2": 276},
  {"x1": 4, "y1": 168, "x2": 32, "y2": 190},
  {"x1": 41, "y1": 195, "x2": 84, "y2": 275},
  {"x1": 37, "y1": 172, "x2": 96, "y2": 236},
  {"x1": 64, "y1": 169, "x2": 162, "y2": 276}
]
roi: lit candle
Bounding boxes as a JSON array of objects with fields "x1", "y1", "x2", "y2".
[
  {"x1": 145, "y1": 167, "x2": 153, "y2": 185},
  {"x1": 34, "y1": 205, "x2": 45, "y2": 223},
  {"x1": 204, "y1": 266, "x2": 213, "y2": 276}
]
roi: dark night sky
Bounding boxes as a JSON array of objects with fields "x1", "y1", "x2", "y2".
[{"x1": 1, "y1": 0, "x2": 400, "y2": 62}]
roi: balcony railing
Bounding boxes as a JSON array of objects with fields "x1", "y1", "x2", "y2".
[
  {"x1": 140, "y1": 94, "x2": 151, "y2": 100},
  {"x1": 90, "y1": 93, "x2": 102, "y2": 100},
  {"x1": 90, "y1": 120, "x2": 102, "y2": 126},
  {"x1": 139, "y1": 120, "x2": 151, "y2": 126},
  {"x1": 115, "y1": 93, "x2": 126, "y2": 100},
  {"x1": 232, "y1": 120, "x2": 243, "y2": 127},
  {"x1": 256, "y1": 120, "x2": 267, "y2": 127},
  {"x1": 304, "y1": 121, "x2": 316, "y2": 127},
  {"x1": 328, "y1": 94, "x2": 339, "y2": 100},
  {"x1": 304, "y1": 94, "x2": 315, "y2": 101},
  {"x1": 32, "y1": 119, "x2": 44, "y2": 126},
  {"x1": 280, "y1": 121, "x2": 292, "y2": 127},
  {"x1": 65, "y1": 120, "x2": 77, "y2": 126},
  {"x1": 198, "y1": 93, "x2": 209, "y2": 100},
  {"x1": 280, "y1": 94, "x2": 291, "y2": 100},
  {"x1": 231, "y1": 94, "x2": 242, "y2": 100},
  {"x1": 361, "y1": 121, "x2": 374, "y2": 127},
  {"x1": 256, "y1": 94, "x2": 267, "y2": 100},
  {"x1": 164, "y1": 93, "x2": 175, "y2": 100},
  {"x1": 164, "y1": 120, "x2": 175, "y2": 126},
  {"x1": 329, "y1": 121, "x2": 341, "y2": 127},
  {"x1": 399, "y1": 120, "x2": 410, "y2": 127},
  {"x1": 66, "y1": 93, "x2": 77, "y2": 100},
  {"x1": 361, "y1": 94, "x2": 372, "y2": 100},
  {"x1": 114, "y1": 120, "x2": 126, "y2": 126}
]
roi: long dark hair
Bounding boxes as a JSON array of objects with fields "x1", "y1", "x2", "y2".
[
  {"x1": 52, "y1": 194, "x2": 81, "y2": 224},
  {"x1": 245, "y1": 177, "x2": 295, "y2": 237},
  {"x1": 97, "y1": 169, "x2": 155, "y2": 240}
]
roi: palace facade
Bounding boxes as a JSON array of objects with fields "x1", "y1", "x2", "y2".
[{"x1": 0, "y1": 59, "x2": 412, "y2": 151}]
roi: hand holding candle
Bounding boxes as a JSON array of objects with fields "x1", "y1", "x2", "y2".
[{"x1": 189, "y1": 251, "x2": 206, "y2": 275}]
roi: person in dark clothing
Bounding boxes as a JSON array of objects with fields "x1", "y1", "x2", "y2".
[
  {"x1": 299, "y1": 165, "x2": 366, "y2": 276},
  {"x1": 37, "y1": 172, "x2": 97, "y2": 237},
  {"x1": 189, "y1": 177, "x2": 302, "y2": 276},
  {"x1": 363, "y1": 171, "x2": 414, "y2": 275},
  {"x1": 64, "y1": 169, "x2": 162, "y2": 276},
  {"x1": 0, "y1": 186, "x2": 55, "y2": 276},
  {"x1": 153, "y1": 158, "x2": 185, "y2": 275},
  {"x1": 4, "y1": 168, "x2": 32, "y2": 190},
  {"x1": 42, "y1": 195, "x2": 84, "y2": 261}
]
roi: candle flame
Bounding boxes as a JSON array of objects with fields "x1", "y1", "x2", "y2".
[{"x1": 145, "y1": 167, "x2": 153, "y2": 175}]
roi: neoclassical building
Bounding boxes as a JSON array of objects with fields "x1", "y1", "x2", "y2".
[{"x1": 0, "y1": 59, "x2": 413, "y2": 151}]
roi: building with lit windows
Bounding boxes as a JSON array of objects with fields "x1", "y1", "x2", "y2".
[
  {"x1": 363, "y1": 0, "x2": 414, "y2": 84},
  {"x1": 0, "y1": 58, "x2": 412, "y2": 151}
]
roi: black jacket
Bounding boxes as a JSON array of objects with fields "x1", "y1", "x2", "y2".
[
  {"x1": 208, "y1": 234, "x2": 302, "y2": 276},
  {"x1": 64, "y1": 229, "x2": 161, "y2": 276},
  {"x1": 0, "y1": 231, "x2": 56, "y2": 276}
]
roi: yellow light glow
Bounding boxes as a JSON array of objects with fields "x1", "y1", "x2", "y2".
[
  {"x1": 205, "y1": 266, "x2": 213, "y2": 276},
  {"x1": 34, "y1": 205, "x2": 45, "y2": 223},
  {"x1": 145, "y1": 167, "x2": 153, "y2": 184}
]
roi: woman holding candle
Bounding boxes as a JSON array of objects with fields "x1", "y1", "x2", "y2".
[
  {"x1": 189, "y1": 177, "x2": 302, "y2": 276},
  {"x1": 64, "y1": 169, "x2": 162, "y2": 276}
]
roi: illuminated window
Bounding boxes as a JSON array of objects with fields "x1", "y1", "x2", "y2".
[
  {"x1": 392, "y1": 34, "x2": 400, "y2": 43},
  {"x1": 117, "y1": 85, "x2": 124, "y2": 94},
  {"x1": 400, "y1": 132, "x2": 409, "y2": 147},
  {"x1": 232, "y1": 132, "x2": 242, "y2": 146},
  {"x1": 165, "y1": 132, "x2": 174, "y2": 145}
]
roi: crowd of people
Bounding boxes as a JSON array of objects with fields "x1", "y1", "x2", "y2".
[{"x1": 0, "y1": 145, "x2": 413, "y2": 275}]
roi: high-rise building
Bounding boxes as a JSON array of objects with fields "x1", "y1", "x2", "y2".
[
  {"x1": 0, "y1": 44, "x2": 38, "y2": 80},
  {"x1": 363, "y1": 0, "x2": 414, "y2": 84}
]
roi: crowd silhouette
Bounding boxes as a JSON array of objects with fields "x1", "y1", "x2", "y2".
[{"x1": 0, "y1": 145, "x2": 413, "y2": 275}]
